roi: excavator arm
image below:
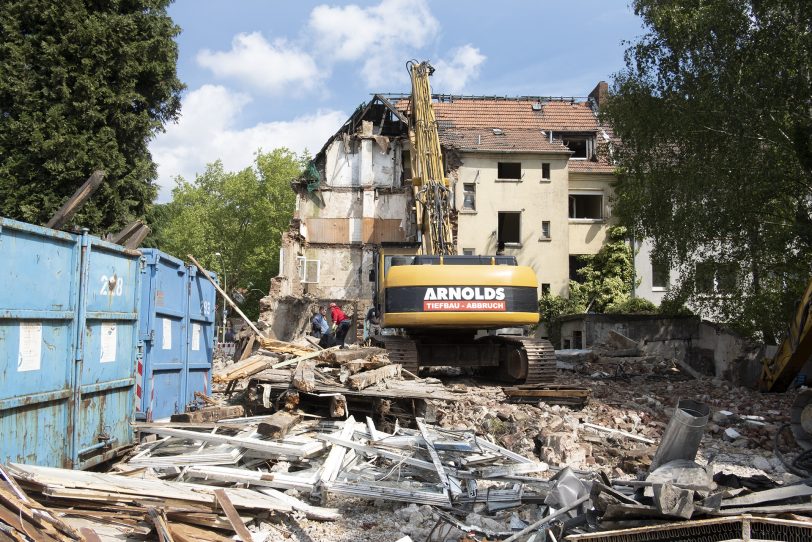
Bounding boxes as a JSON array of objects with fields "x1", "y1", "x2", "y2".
[{"x1": 407, "y1": 60, "x2": 454, "y2": 256}]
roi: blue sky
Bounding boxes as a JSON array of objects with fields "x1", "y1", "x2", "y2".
[{"x1": 150, "y1": 0, "x2": 644, "y2": 201}]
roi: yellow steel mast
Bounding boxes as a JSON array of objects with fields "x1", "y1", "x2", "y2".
[{"x1": 408, "y1": 60, "x2": 454, "y2": 255}]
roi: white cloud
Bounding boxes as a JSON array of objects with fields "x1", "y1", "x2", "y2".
[
  {"x1": 150, "y1": 85, "x2": 346, "y2": 201},
  {"x1": 197, "y1": 32, "x2": 321, "y2": 94},
  {"x1": 308, "y1": 0, "x2": 440, "y2": 88},
  {"x1": 431, "y1": 45, "x2": 487, "y2": 94}
]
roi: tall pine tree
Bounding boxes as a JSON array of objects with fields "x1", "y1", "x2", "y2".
[{"x1": 0, "y1": 0, "x2": 183, "y2": 234}]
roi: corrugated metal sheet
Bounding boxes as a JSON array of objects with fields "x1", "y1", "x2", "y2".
[
  {"x1": 0, "y1": 217, "x2": 140, "y2": 469},
  {"x1": 138, "y1": 249, "x2": 216, "y2": 421}
]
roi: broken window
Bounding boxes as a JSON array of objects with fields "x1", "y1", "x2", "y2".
[
  {"x1": 462, "y1": 183, "x2": 476, "y2": 210},
  {"x1": 497, "y1": 162, "x2": 521, "y2": 180},
  {"x1": 297, "y1": 256, "x2": 321, "y2": 284},
  {"x1": 497, "y1": 212, "x2": 521, "y2": 245},
  {"x1": 568, "y1": 193, "x2": 603, "y2": 219},
  {"x1": 540, "y1": 221, "x2": 551, "y2": 240},
  {"x1": 542, "y1": 162, "x2": 551, "y2": 180},
  {"x1": 652, "y1": 257, "x2": 670, "y2": 290},
  {"x1": 541, "y1": 283, "x2": 551, "y2": 295}
]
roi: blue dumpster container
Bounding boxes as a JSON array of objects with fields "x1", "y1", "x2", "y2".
[
  {"x1": 138, "y1": 249, "x2": 216, "y2": 421},
  {"x1": 0, "y1": 217, "x2": 140, "y2": 469}
]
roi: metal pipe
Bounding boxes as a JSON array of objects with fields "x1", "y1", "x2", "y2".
[{"x1": 650, "y1": 399, "x2": 710, "y2": 471}]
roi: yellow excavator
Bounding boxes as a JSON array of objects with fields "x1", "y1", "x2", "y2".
[
  {"x1": 759, "y1": 279, "x2": 812, "y2": 449},
  {"x1": 369, "y1": 61, "x2": 556, "y2": 384}
]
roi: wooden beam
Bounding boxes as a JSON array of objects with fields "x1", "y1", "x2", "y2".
[
  {"x1": 187, "y1": 254, "x2": 266, "y2": 339},
  {"x1": 257, "y1": 411, "x2": 302, "y2": 439},
  {"x1": 213, "y1": 489, "x2": 253, "y2": 542},
  {"x1": 46, "y1": 170, "x2": 105, "y2": 229},
  {"x1": 293, "y1": 360, "x2": 317, "y2": 392},
  {"x1": 347, "y1": 364, "x2": 401, "y2": 390},
  {"x1": 271, "y1": 346, "x2": 340, "y2": 369}
]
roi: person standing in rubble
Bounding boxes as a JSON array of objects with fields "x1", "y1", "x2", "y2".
[
  {"x1": 329, "y1": 302, "x2": 351, "y2": 349},
  {"x1": 311, "y1": 306, "x2": 333, "y2": 347}
]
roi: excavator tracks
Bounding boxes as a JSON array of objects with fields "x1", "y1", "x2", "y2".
[
  {"x1": 495, "y1": 336, "x2": 557, "y2": 385},
  {"x1": 382, "y1": 337, "x2": 420, "y2": 375}
]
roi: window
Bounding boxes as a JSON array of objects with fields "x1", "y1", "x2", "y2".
[
  {"x1": 569, "y1": 255, "x2": 589, "y2": 283},
  {"x1": 497, "y1": 162, "x2": 521, "y2": 180},
  {"x1": 498, "y1": 212, "x2": 521, "y2": 245},
  {"x1": 541, "y1": 283, "x2": 551, "y2": 295},
  {"x1": 297, "y1": 256, "x2": 321, "y2": 284},
  {"x1": 462, "y1": 183, "x2": 476, "y2": 210},
  {"x1": 561, "y1": 136, "x2": 592, "y2": 159},
  {"x1": 569, "y1": 193, "x2": 603, "y2": 219},
  {"x1": 652, "y1": 258, "x2": 670, "y2": 290},
  {"x1": 542, "y1": 163, "x2": 551, "y2": 180},
  {"x1": 540, "y1": 221, "x2": 551, "y2": 240},
  {"x1": 462, "y1": 248, "x2": 475, "y2": 256}
]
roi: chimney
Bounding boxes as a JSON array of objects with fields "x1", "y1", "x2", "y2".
[{"x1": 589, "y1": 81, "x2": 609, "y2": 110}]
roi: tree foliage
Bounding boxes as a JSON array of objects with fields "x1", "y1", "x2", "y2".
[
  {"x1": 539, "y1": 226, "x2": 645, "y2": 346},
  {"x1": 604, "y1": 1, "x2": 812, "y2": 339},
  {"x1": 150, "y1": 149, "x2": 303, "y2": 320},
  {"x1": 0, "y1": 0, "x2": 183, "y2": 234}
]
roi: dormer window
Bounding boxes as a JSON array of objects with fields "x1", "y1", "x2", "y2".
[{"x1": 559, "y1": 134, "x2": 595, "y2": 160}]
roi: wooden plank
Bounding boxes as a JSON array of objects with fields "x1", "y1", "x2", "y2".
[
  {"x1": 213, "y1": 355, "x2": 275, "y2": 383},
  {"x1": 238, "y1": 335, "x2": 255, "y2": 361},
  {"x1": 213, "y1": 489, "x2": 253, "y2": 542},
  {"x1": 272, "y1": 346, "x2": 340, "y2": 369},
  {"x1": 259, "y1": 337, "x2": 313, "y2": 357},
  {"x1": 46, "y1": 170, "x2": 105, "y2": 229},
  {"x1": 329, "y1": 347, "x2": 386, "y2": 364},
  {"x1": 347, "y1": 364, "x2": 401, "y2": 390},
  {"x1": 147, "y1": 508, "x2": 175, "y2": 542},
  {"x1": 169, "y1": 522, "x2": 233, "y2": 542},
  {"x1": 188, "y1": 254, "x2": 266, "y2": 339}
]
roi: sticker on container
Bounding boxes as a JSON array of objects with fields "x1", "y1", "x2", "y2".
[
  {"x1": 18, "y1": 322, "x2": 42, "y2": 372},
  {"x1": 162, "y1": 318, "x2": 172, "y2": 350},
  {"x1": 100, "y1": 322, "x2": 117, "y2": 363},
  {"x1": 191, "y1": 323, "x2": 201, "y2": 351}
]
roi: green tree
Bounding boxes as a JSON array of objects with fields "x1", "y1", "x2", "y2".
[
  {"x1": 0, "y1": 0, "x2": 183, "y2": 234},
  {"x1": 539, "y1": 226, "x2": 644, "y2": 346},
  {"x1": 152, "y1": 149, "x2": 303, "y2": 320},
  {"x1": 603, "y1": 1, "x2": 812, "y2": 339}
]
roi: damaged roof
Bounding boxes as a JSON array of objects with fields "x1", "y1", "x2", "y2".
[{"x1": 395, "y1": 96, "x2": 616, "y2": 169}]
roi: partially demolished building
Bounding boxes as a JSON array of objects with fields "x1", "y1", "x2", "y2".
[{"x1": 266, "y1": 83, "x2": 660, "y2": 339}]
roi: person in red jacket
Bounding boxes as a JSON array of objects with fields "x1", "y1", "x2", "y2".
[{"x1": 329, "y1": 302, "x2": 351, "y2": 348}]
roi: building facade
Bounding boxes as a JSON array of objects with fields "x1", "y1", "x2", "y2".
[{"x1": 273, "y1": 84, "x2": 664, "y2": 324}]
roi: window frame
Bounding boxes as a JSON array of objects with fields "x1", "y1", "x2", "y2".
[
  {"x1": 541, "y1": 162, "x2": 551, "y2": 181},
  {"x1": 462, "y1": 182, "x2": 476, "y2": 211},
  {"x1": 540, "y1": 220, "x2": 551, "y2": 241},
  {"x1": 297, "y1": 256, "x2": 321, "y2": 284},
  {"x1": 568, "y1": 191, "x2": 604, "y2": 221}
]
